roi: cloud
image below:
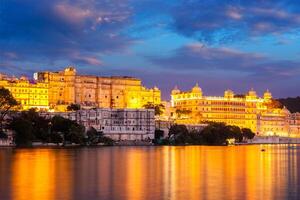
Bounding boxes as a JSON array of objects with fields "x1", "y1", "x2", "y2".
[
  {"x1": 149, "y1": 42, "x2": 300, "y2": 78},
  {"x1": 170, "y1": 0, "x2": 300, "y2": 44},
  {"x1": 0, "y1": 0, "x2": 133, "y2": 69}
]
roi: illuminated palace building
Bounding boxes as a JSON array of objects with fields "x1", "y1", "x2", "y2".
[
  {"x1": 0, "y1": 74, "x2": 49, "y2": 110},
  {"x1": 171, "y1": 84, "x2": 292, "y2": 136},
  {"x1": 0, "y1": 67, "x2": 161, "y2": 111}
]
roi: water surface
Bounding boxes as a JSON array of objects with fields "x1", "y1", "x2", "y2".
[{"x1": 0, "y1": 145, "x2": 300, "y2": 200}]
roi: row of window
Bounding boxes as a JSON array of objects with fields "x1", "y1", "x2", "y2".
[{"x1": 9, "y1": 88, "x2": 47, "y2": 93}]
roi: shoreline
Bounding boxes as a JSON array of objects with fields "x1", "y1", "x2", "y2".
[{"x1": 2, "y1": 142, "x2": 300, "y2": 148}]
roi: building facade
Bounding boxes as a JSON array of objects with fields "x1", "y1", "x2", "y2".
[
  {"x1": 289, "y1": 113, "x2": 300, "y2": 137},
  {"x1": 0, "y1": 67, "x2": 161, "y2": 111},
  {"x1": 171, "y1": 84, "x2": 291, "y2": 136},
  {"x1": 35, "y1": 67, "x2": 161, "y2": 110},
  {"x1": 0, "y1": 75, "x2": 49, "y2": 110},
  {"x1": 41, "y1": 108, "x2": 155, "y2": 141}
]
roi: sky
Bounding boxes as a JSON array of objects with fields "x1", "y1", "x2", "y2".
[{"x1": 1, "y1": 0, "x2": 300, "y2": 100}]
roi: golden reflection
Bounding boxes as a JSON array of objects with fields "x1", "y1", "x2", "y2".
[
  {"x1": 1, "y1": 145, "x2": 299, "y2": 200},
  {"x1": 125, "y1": 148, "x2": 146, "y2": 200},
  {"x1": 11, "y1": 149, "x2": 72, "y2": 200},
  {"x1": 12, "y1": 150, "x2": 55, "y2": 200}
]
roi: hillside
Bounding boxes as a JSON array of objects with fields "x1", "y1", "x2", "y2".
[{"x1": 277, "y1": 97, "x2": 300, "y2": 113}]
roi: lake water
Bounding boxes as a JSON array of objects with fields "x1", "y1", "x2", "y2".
[{"x1": 1, "y1": 145, "x2": 300, "y2": 200}]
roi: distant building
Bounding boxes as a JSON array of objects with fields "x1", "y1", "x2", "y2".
[
  {"x1": 0, "y1": 67, "x2": 161, "y2": 111},
  {"x1": 170, "y1": 84, "x2": 291, "y2": 136},
  {"x1": 41, "y1": 108, "x2": 155, "y2": 141},
  {"x1": 0, "y1": 77, "x2": 49, "y2": 110},
  {"x1": 35, "y1": 67, "x2": 161, "y2": 110},
  {"x1": 289, "y1": 113, "x2": 300, "y2": 137}
]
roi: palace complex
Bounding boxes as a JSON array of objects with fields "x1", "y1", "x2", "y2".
[
  {"x1": 1, "y1": 67, "x2": 300, "y2": 138},
  {"x1": 170, "y1": 84, "x2": 294, "y2": 136},
  {"x1": 0, "y1": 67, "x2": 161, "y2": 111}
]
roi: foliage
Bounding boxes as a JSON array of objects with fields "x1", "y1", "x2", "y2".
[
  {"x1": 241, "y1": 128, "x2": 255, "y2": 140},
  {"x1": 8, "y1": 109, "x2": 52, "y2": 146},
  {"x1": 167, "y1": 122, "x2": 256, "y2": 146},
  {"x1": 169, "y1": 124, "x2": 189, "y2": 145},
  {"x1": 86, "y1": 127, "x2": 99, "y2": 141},
  {"x1": 9, "y1": 117, "x2": 33, "y2": 147},
  {"x1": 0, "y1": 130, "x2": 8, "y2": 139},
  {"x1": 49, "y1": 132, "x2": 63, "y2": 144},
  {"x1": 143, "y1": 102, "x2": 165, "y2": 116},
  {"x1": 98, "y1": 136, "x2": 114, "y2": 146},
  {"x1": 85, "y1": 127, "x2": 114, "y2": 146},
  {"x1": 154, "y1": 129, "x2": 164, "y2": 140},
  {"x1": 0, "y1": 87, "x2": 19, "y2": 129},
  {"x1": 51, "y1": 115, "x2": 85, "y2": 144},
  {"x1": 67, "y1": 103, "x2": 81, "y2": 111},
  {"x1": 8, "y1": 111, "x2": 86, "y2": 146},
  {"x1": 152, "y1": 129, "x2": 165, "y2": 144},
  {"x1": 278, "y1": 97, "x2": 300, "y2": 113},
  {"x1": 20, "y1": 109, "x2": 50, "y2": 142}
]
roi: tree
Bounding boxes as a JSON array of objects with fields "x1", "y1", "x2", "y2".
[
  {"x1": 0, "y1": 131, "x2": 8, "y2": 139},
  {"x1": 241, "y1": 128, "x2": 255, "y2": 140},
  {"x1": 226, "y1": 125, "x2": 242, "y2": 142},
  {"x1": 49, "y1": 132, "x2": 63, "y2": 145},
  {"x1": 19, "y1": 109, "x2": 50, "y2": 142},
  {"x1": 0, "y1": 87, "x2": 19, "y2": 129},
  {"x1": 9, "y1": 117, "x2": 33, "y2": 147},
  {"x1": 143, "y1": 102, "x2": 165, "y2": 116},
  {"x1": 86, "y1": 127, "x2": 100, "y2": 145},
  {"x1": 201, "y1": 122, "x2": 228, "y2": 145},
  {"x1": 68, "y1": 123, "x2": 85, "y2": 144},
  {"x1": 67, "y1": 103, "x2": 81, "y2": 111},
  {"x1": 168, "y1": 124, "x2": 189, "y2": 145},
  {"x1": 155, "y1": 129, "x2": 164, "y2": 140},
  {"x1": 51, "y1": 115, "x2": 85, "y2": 145}
]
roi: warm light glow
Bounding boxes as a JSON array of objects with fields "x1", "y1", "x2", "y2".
[
  {"x1": 0, "y1": 67, "x2": 161, "y2": 111},
  {"x1": 171, "y1": 85, "x2": 290, "y2": 136}
]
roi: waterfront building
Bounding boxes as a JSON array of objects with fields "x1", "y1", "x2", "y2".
[
  {"x1": 0, "y1": 67, "x2": 161, "y2": 111},
  {"x1": 171, "y1": 84, "x2": 290, "y2": 136},
  {"x1": 40, "y1": 108, "x2": 155, "y2": 141},
  {"x1": 0, "y1": 76, "x2": 49, "y2": 110},
  {"x1": 35, "y1": 67, "x2": 161, "y2": 110},
  {"x1": 289, "y1": 113, "x2": 300, "y2": 137}
]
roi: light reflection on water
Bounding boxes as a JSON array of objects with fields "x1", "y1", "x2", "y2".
[{"x1": 0, "y1": 145, "x2": 300, "y2": 200}]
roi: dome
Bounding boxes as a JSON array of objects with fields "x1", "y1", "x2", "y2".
[
  {"x1": 171, "y1": 86, "x2": 181, "y2": 94},
  {"x1": 64, "y1": 66, "x2": 77, "y2": 75},
  {"x1": 248, "y1": 88, "x2": 257, "y2": 97},
  {"x1": 191, "y1": 83, "x2": 202, "y2": 93},
  {"x1": 264, "y1": 89, "x2": 272, "y2": 100},
  {"x1": 224, "y1": 89, "x2": 234, "y2": 99}
]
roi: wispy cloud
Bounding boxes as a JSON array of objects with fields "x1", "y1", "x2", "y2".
[{"x1": 149, "y1": 42, "x2": 300, "y2": 78}]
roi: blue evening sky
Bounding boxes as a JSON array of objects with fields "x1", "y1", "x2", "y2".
[{"x1": 1, "y1": 0, "x2": 300, "y2": 99}]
